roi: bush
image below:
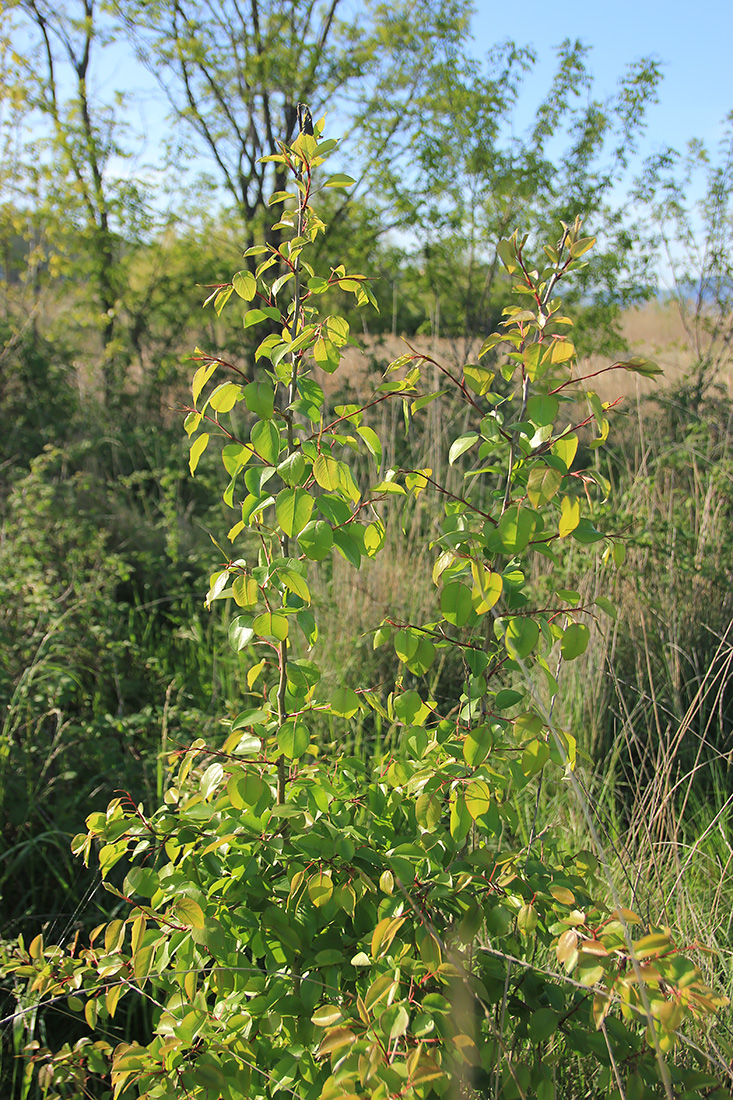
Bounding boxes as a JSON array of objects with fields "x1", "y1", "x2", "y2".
[{"x1": 2, "y1": 123, "x2": 730, "y2": 1100}]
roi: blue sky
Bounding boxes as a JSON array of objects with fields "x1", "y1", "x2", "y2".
[{"x1": 471, "y1": 0, "x2": 732, "y2": 154}]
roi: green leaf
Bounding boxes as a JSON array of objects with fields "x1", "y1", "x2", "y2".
[
  {"x1": 123, "y1": 867, "x2": 159, "y2": 898},
  {"x1": 333, "y1": 528, "x2": 362, "y2": 567},
  {"x1": 272, "y1": 271, "x2": 294, "y2": 298},
  {"x1": 372, "y1": 478, "x2": 406, "y2": 495},
  {"x1": 324, "y1": 316, "x2": 350, "y2": 346},
  {"x1": 558, "y1": 496, "x2": 580, "y2": 537},
  {"x1": 251, "y1": 420, "x2": 281, "y2": 465},
  {"x1": 471, "y1": 563, "x2": 503, "y2": 613},
  {"x1": 200, "y1": 761, "x2": 224, "y2": 799},
  {"x1": 268, "y1": 189, "x2": 295, "y2": 205},
  {"x1": 364, "y1": 518, "x2": 385, "y2": 557},
  {"x1": 521, "y1": 738, "x2": 550, "y2": 777},
  {"x1": 175, "y1": 897, "x2": 205, "y2": 929},
  {"x1": 331, "y1": 688, "x2": 361, "y2": 719},
  {"x1": 497, "y1": 238, "x2": 517, "y2": 273},
  {"x1": 572, "y1": 518, "x2": 604, "y2": 544},
  {"x1": 551, "y1": 433, "x2": 578, "y2": 471},
  {"x1": 312, "y1": 453, "x2": 342, "y2": 492},
  {"x1": 311, "y1": 1005, "x2": 345, "y2": 1027},
  {"x1": 194, "y1": 1059, "x2": 227, "y2": 1092},
  {"x1": 393, "y1": 690, "x2": 429, "y2": 725},
  {"x1": 632, "y1": 931, "x2": 672, "y2": 959},
  {"x1": 276, "y1": 488, "x2": 313, "y2": 537},
  {"x1": 394, "y1": 629, "x2": 419, "y2": 663},
  {"x1": 551, "y1": 338, "x2": 575, "y2": 363},
  {"x1": 308, "y1": 871, "x2": 334, "y2": 907},
  {"x1": 569, "y1": 236, "x2": 596, "y2": 259},
  {"x1": 324, "y1": 173, "x2": 356, "y2": 188},
  {"x1": 357, "y1": 425, "x2": 382, "y2": 471},
  {"x1": 495, "y1": 689, "x2": 523, "y2": 710},
  {"x1": 298, "y1": 519, "x2": 333, "y2": 560},
  {"x1": 244, "y1": 307, "x2": 281, "y2": 328},
  {"x1": 371, "y1": 917, "x2": 407, "y2": 961},
  {"x1": 561, "y1": 622, "x2": 590, "y2": 660},
  {"x1": 463, "y1": 363, "x2": 494, "y2": 395},
  {"x1": 465, "y1": 780, "x2": 492, "y2": 820},
  {"x1": 440, "y1": 581, "x2": 473, "y2": 627},
  {"x1": 478, "y1": 332, "x2": 505, "y2": 359},
  {"x1": 527, "y1": 395, "x2": 559, "y2": 426},
  {"x1": 278, "y1": 719, "x2": 309, "y2": 759},
  {"x1": 523, "y1": 342, "x2": 543, "y2": 381},
  {"x1": 318, "y1": 1027, "x2": 356, "y2": 1058},
  {"x1": 192, "y1": 362, "x2": 217, "y2": 404},
  {"x1": 244, "y1": 380, "x2": 275, "y2": 419},
  {"x1": 416, "y1": 792, "x2": 441, "y2": 829},
  {"x1": 313, "y1": 336, "x2": 340, "y2": 373},
  {"x1": 527, "y1": 464, "x2": 563, "y2": 508},
  {"x1": 252, "y1": 612, "x2": 289, "y2": 642},
  {"x1": 209, "y1": 381, "x2": 241, "y2": 413},
  {"x1": 232, "y1": 270, "x2": 257, "y2": 301},
  {"x1": 613, "y1": 542, "x2": 626, "y2": 566},
  {"x1": 278, "y1": 567, "x2": 311, "y2": 603},
  {"x1": 222, "y1": 443, "x2": 254, "y2": 476},
  {"x1": 517, "y1": 903, "x2": 538, "y2": 936},
  {"x1": 412, "y1": 390, "x2": 445, "y2": 413},
  {"x1": 387, "y1": 1004, "x2": 410, "y2": 1040},
  {"x1": 504, "y1": 617, "x2": 540, "y2": 660},
  {"x1": 184, "y1": 410, "x2": 202, "y2": 437},
  {"x1": 229, "y1": 616, "x2": 254, "y2": 651},
  {"x1": 449, "y1": 433, "x2": 479, "y2": 465},
  {"x1": 463, "y1": 726, "x2": 492, "y2": 767},
  {"x1": 227, "y1": 772, "x2": 267, "y2": 808},
  {"x1": 623, "y1": 356, "x2": 663, "y2": 378},
  {"x1": 506, "y1": 308, "x2": 536, "y2": 324},
  {"x1": 232, "y1": 574, "x2": 258, "y2": 609},
  {"x1": 277, "y1": 451, "x2": 308, "y2": 486},
  {"x1": 406, "y1": 636, "x2": 436, "y2": 675},
  {"x1": 499, "y1": 506, "x2": 537, "y2": 553},
  {"x1": 189, "y1": 433, "x2": 209, "y2": 475}
]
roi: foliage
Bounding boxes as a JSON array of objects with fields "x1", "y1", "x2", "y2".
[
  {"x1": 0, "y1": 424, "x2": 235, "y2": 942},
  {"x1": 634, "y1": 112, "x2": 733, "y2": 406},
  {"x1": 109, "y1": 0, "x2": 474, "y2": 235},
  {"x1": 2, "y1": 0, "x2": 155, "y2": 403},
  {"x1": 1, "y1": 0, "x2": 667, "y2": 399},
  {"x1": 0, "y1": 322, "x2": 78, "y2": 475},
  {"x1": 361, "y1": 38, "x2": 662, "y2": 356},
  {"x1": 3, "y1": 119, "x2": 731, "y2": 1100}
]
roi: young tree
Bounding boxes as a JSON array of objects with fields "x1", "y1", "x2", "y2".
[
  {"x1": 4, "y1": 117, "x2": 729, "y2": 1100},
  {"x1": 2, "y1": 0, "x2": 149, "y2": 404}
]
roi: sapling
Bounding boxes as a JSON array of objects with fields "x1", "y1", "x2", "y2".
[{"x1": 3, "y1": 117, "x2": 729, "y2": 1100}]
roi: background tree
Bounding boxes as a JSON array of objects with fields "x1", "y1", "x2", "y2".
[
  {"x1": 362, "y1": 38, "x2": 662, "y2": 357},
  {"x1": 110, "y1": 0, "x2": 474, "y2": 251},
  {"x1": 11, "y1": 0, "x2": 131, "y2": 401},
  {"x1": 634, "y1": 113, "x2": 733, "y2": 407}
]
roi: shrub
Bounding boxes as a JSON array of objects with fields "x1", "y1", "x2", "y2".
[{"x1": 2, "y1": 120, "x2": 730, "y2": 1100}]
